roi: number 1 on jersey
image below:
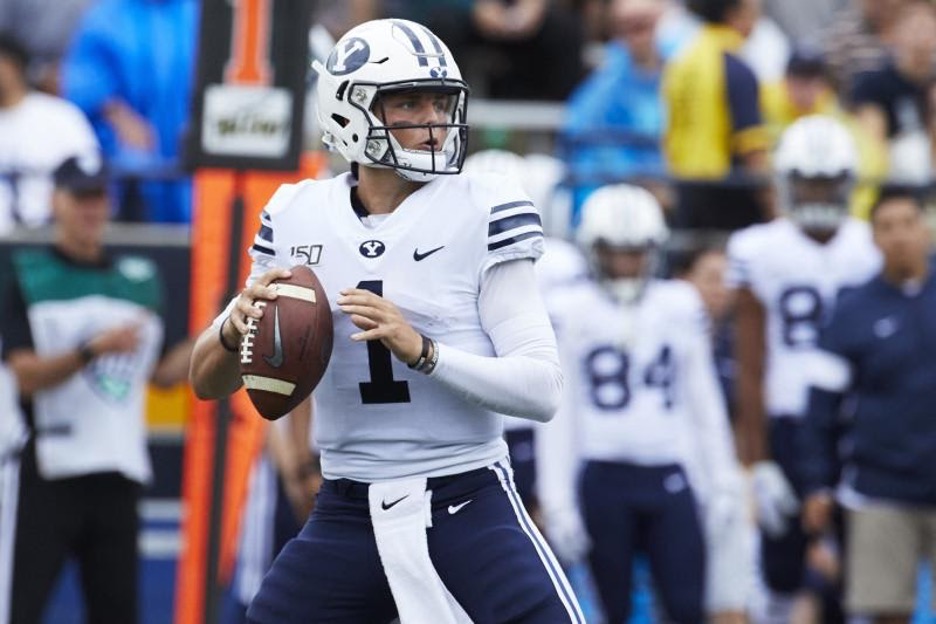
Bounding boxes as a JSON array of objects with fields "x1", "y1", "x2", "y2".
[{"x1": 356, "y1": 280, "x2": 412, "y2": 404}]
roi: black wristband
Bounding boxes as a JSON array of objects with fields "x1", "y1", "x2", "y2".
[
  {"x1": 219, "y1": 318, "x2": 239, "y2": 353},
  {"x1": 407, "y1": 334, "x2": 431, "y2": 370},
  {"x1": 77, "y1": 341, "x2": 95, "y2": 365}
]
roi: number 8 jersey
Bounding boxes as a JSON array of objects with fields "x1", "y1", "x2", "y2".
[
  {"x1": 245, "y1": 171, "x2": 545, "y2": 481},
  {"x1": 726, "y1": 217, "x2": 881, "y2": 419}
]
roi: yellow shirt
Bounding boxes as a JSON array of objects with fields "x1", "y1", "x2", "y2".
[{"x1": 663, "y1": 25, "x2": 770, "y2": 179}]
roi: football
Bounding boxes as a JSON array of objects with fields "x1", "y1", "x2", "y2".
[{"x1": 239, "y1": 265, "x2": 333, "y2": 420}]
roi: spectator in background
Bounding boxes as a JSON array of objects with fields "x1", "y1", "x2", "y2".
[
  {"x1": 675, "y1": 246, "x2": 735, "y2": 419},
  {"x1": 0, "y1": 154, "x2": 184, "y2": 624},
  {"x1": 61, "y1": 0, "x2": 198, "y2": 223},
  {"x1": 821, "y1": 0, "x2": 911, "y2": 99},
  {"x1": 0, "y1": 0, "x2": 95, "y2": 94},
  {"x1": 800, "y1": 187, "x2": 936, "y2": 624},
  {"x1": 427, "y1": 0, "x2": 587, "y2": 100},
  {"x1": 0, "y1": 33, "x2": 98, "y2": 234},
  {"x1": 851, "y1": 0, "x2": 936, "y2": 185},
  {"x1": 562, "y1": 0, "x2": 669, "y2": 222},
  {"x1": 761, "y1": 46, "x2": 840, "y2": 143},
  {"x1": 662, "y1": 0, "x2": 771, "y2": 231}
]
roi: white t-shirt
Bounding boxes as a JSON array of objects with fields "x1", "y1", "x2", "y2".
[{"x1": 0, "y1": 92, "x2": 99, "y2": 232}]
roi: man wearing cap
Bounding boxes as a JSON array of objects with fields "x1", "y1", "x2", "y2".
[{"x1": 0, "y1": 154, "x2": 173, "y2": 623}]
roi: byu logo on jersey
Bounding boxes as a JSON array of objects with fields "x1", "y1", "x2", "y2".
[
  {"x1": 326, "y1": 37, "x2": 370, "y2": 75},
  {"x1": 359, "y1": 240, "x2": 386, "y2": 258}
]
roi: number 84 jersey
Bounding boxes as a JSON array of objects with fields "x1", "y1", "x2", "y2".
[
  {"x1": 555, "y1": 279, "x2": 723, "y2": 466},
  {"x1": 246, "y1": 171, "x2": 544, "y2": 482},
  {"x1": 726, "y1": 217, "x2": 881, "y2": 418}
]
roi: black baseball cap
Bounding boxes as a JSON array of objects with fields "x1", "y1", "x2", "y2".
[
  {"x1": 786, "y1": 46, "x2": 828, "y2": 78},
  {"x1": 52, "y1": 155, "x2": 108, "y2": 194}
]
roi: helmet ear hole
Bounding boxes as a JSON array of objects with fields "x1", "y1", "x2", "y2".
[
  {"x1": 352, "y1": 134, "x2": 359, "y2": 142},
  {"x1": 331, "y1": 114, "x2": 350, "y2": 128}
]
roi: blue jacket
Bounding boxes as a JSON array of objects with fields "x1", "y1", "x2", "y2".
[
  {"x1": 801, "y1": 261, "x2": 936, "y2": 505},
  {"x1": 62, "y1": 0, "x2": 197, "y2": 223},
  {"x1": 561, "y1": 42, "x2": 667, "y2": 222}
]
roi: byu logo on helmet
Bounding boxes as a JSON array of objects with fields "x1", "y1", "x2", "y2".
[
  {"x1": 359, "y1": 240, "x2": 386, "y2": 258},
  {"x1": 326, "y1": 37, "x2": 370, "y2": 75}
]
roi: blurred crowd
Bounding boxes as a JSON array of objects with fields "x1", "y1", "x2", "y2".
[
  {"x1": 0, "y1": 0, "x2": 934, "y2": 231},
  {"x1": 3, "y1": 1, "x2": 936, "y2": 623}
]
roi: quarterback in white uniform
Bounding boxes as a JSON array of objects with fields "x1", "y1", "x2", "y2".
[
  {"x1": 537, "y1": 184, "x2": 742, "y2": 624},
  {"x1": 190, "y1": 18, "x2": 584, "y2": 624},
  {"x1": 728, "y1": 115, "x2": 881, "y2": 621}
]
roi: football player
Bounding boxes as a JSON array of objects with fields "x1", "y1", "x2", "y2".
[
  {"x1": 537, "y1": 184, "x2": 743, "y2": 623},
  {"x1": 727, "y1": 114, "x2": 882, "y2": 622},
  {"x1": 189, "y1": 19, "x2": 584, "y2": 623}
]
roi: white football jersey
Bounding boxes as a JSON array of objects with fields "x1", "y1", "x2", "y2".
[
  {"x1": 247, "y1": 171, "x2": 544, "y2": 481},
  {"x1": 554, "y1": 279, "x2": 725, "y2": 466},
  {"x1": 726, "y1": 217, "x2": 881, "y2": 418}
]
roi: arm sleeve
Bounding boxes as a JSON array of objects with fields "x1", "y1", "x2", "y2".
[
  {"x1": 724, "y1": 54, "x2": 769, "y2": 156},
  {"x1": 429, "y1": 258, "x2": 563, "y2": 422}
]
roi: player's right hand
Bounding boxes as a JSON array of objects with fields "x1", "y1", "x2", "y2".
[
  {"x1": 751, "y1": 461, "x2": 800, "y2": 538},
  {"x1": 227, "y1": 268, "x2": 292, "y2": 337},
  {"x1": 543, "y1": 507, "x2": 591, "y2": 566}
]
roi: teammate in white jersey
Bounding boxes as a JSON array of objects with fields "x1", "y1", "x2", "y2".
[
  {"x1": 727, "y1": 115, "x2": 882, "y2": 622},
  {"x1": 189, "y1": 19, "x2": 583, "y2": 624},
  {"x1": 537, "y1": 184, "x2": 742, "y2": 623}
]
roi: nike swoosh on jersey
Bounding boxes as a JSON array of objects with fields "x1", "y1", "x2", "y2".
[
  {"x1": 262, "y1": 306, "x2": 284, "y2": 368},
  {"x1": 381, "y1": 494, "x2": 409, "y2": 510},
  {"x1": 447, "y1": 500, "x2": 472, "y2": 514},
  {"x1": 413, "y1": 245, "x2": 445, "y2": 261}
]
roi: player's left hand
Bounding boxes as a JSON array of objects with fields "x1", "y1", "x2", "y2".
[{"x1": 337, "y1": 288, "x2": 423, "y2": 365}]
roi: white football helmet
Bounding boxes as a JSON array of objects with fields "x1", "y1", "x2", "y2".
[
  {"x1": 576, "y1": 184, "x2": 668, "y2": 304},
  {"x1": 774, "y1": 115, "x2": 858, "y2": 233},
  {"x1": 312, "y1": 19, "x2": 469, "y2": 182}
]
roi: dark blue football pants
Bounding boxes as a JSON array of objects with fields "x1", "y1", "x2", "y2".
[
  {"x1": 581, "y1": 461, "x2": 705, "y2": 624},
  {"x1": 246, "y1": 460, "x2": 584, "y2": 623}
]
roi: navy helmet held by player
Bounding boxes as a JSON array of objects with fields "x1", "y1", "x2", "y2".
[
  {"x1": 312, "y1": 19, "x2": 469, "y2": 182},
  {"x1": 774, "y1": 115, "x2": 858, "y2": 236},
  {"x1": 576, "y1": 183, "x2": 669, "y2": 305}
]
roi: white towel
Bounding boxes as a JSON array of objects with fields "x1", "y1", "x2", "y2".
[{"x1": 368, "y1": 478, "x2": 473, "y2": 624}]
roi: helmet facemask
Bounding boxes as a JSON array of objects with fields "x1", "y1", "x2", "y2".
[
  {"x1": 361, "y1": 84, "x2": 469, "y2": 182},
  {"x1": 781, "y1": 171, "x2": 853, "y2": 235},
  {"x1": 591, "y1": 240, "x2": 660, "y2": 306}
]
